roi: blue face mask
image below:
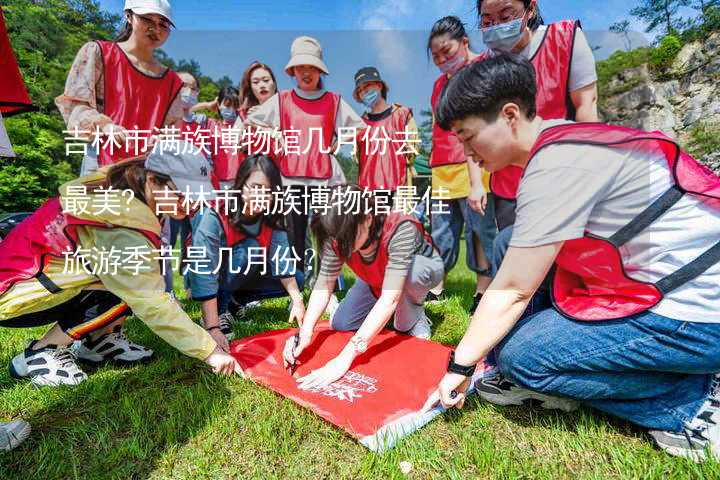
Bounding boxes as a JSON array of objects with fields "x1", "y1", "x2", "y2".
[
  {"x1": 438, "y1": 50, "x2": 467, "y2": 76},
  {"x1": 361, "y1": 89, "x2": 381, "y2": 110},
  {"x1": 482, "y1": 15, "x2": 526, "y2": 53},
  {"x1": 219, "y1": 106, "x2": 237, "y2": 122},
  {"x1": 180, "y1": 90, "x2": 198, "y2": 108}
]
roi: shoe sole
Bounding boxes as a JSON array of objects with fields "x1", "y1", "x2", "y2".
[
  {"x1": 8, "y1": 357, "x2": 25, "y2": 380},
  {"x1": 653, "y1": 439, "x2": 707, "y2": 462},
  {"x1": 479, "y1": 390, "x2": 579, "y2": 412}
]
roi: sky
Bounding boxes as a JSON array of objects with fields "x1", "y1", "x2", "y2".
[{"x1": 95, "y1": 0, "x2": 662, "y2": 116}]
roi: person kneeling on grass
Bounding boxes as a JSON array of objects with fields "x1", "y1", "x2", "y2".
[
  {"x1": 283, "y1": 185, "x2": 444, "y2": 389},
  {"x1": 425, "y1": 54, "x2": 720, "y2": 461},
  {"x1": 0, "y1": 146, "x2": 242, "y2": 389},
  {"x1": 185, "y1": 154, "x2": 305, "y2": 350}
]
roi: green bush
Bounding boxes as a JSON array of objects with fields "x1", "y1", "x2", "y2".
[
  {"x1": 650, "y1": 34, "x2": 683, "y2": 71},
  {"x1": 686, "y1": 121, "x2": 720, "y2": 158},
  {"x1": 596, "y1": 47, "x2": 653, "y2": 101}
]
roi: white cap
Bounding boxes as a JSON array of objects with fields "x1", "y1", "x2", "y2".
[
  {"x1": 124, "y1": 0, "x2": 174, "y2": 27},
  {"x1": 284, "y1": 36, "x2": 329, "y2": 76},
  {"x1": 145, "y1": 141, "x2": 215, "y2": 200}
]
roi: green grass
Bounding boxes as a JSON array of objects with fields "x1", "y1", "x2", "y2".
[{"x1": 2, "y1": 247, "x2": 719, "y2": 479}]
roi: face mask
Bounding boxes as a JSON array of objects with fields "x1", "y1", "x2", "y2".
[
  {"x1": 438, "y1": 50, "x2": 467, "y2": 76},
  {"x1": 180, "y1": 89, "x2": 198, "y2": 108},
  {"x1": 361, "y1": 89, "x2": 380, "y2": 110},
  {"x1": 219, "y1": 106, "x2": 237, "y2": 122},
  {"x1": 482, "y1": 14, "x2": 527, "y2": 53}
]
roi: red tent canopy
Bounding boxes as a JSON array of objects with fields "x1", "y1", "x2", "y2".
[{"x1": 0, "y1": 7, "x2": 35, "y2": 116}]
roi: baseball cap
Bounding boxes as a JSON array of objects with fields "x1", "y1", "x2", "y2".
[
  {"x1": 124, "y1": 0, "x2": 175, "y2": 27},
  {"x1": 145, "y1": 140, "x2": 215, "y2": 200}
]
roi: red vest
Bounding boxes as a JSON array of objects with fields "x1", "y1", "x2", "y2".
[
  {"x1": 215, "y1": 209, "x2": 274, "y2": 249},
  {"x1": 429, "y1": 56, "x2": 484, "y2": 168},
  {"x1": 490, "y1": 20, "x2": 580, "y2": 204},
  {"x1": 278, "y1": 90, "x2": 340, "y2": 179},
  {"x1": 0, "y1": 197, "x2": 161, "y2": 297},
  {"x1": 97, "y1": 40, "x2": 183, "y2": 166},
  {"x1": 357, "y1": 106, "x2": 412, "y2": 191},
  {"x1": 340, "y1": 213, "x2": 434, "y2": 298},
  {"x1": 0, "y1": 9, "x2": 34, "y2": 116},
  {"x1": 206, "y1": 117, "x2": 241, "y2": 183},
  {"x1": 527, "y1": 123, "x2": 720, "y2": 321}
]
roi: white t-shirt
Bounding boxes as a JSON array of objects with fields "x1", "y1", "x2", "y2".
[
  {"x1": 0, "y1": 112, "x2": 15, "y2": 157},
  {"x1": 511, "y1": 120, "x2": 720, "y2": 323},
  {"x1": 517, "y1": 24, "x2": 598, "y2": 92}
]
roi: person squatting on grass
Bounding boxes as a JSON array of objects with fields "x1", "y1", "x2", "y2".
[
  {"x1": 425, "y1": 54, "x2": 720, "y2": 462},
  {"x1": 185, "y1": 155, "x2": 305, "y2": 351},
  {"x1": 426, "y1": 16, "x2": 497, "y2": 315},
  {"x1": 56, "y1": 0, "x2": 185, "y2": 176},
  {"x1": 283, "y1": 185, "x2": 444, "y2": 389},
  {"x1": 0, "y1": 147, "x2": 242, "y2": 392}
]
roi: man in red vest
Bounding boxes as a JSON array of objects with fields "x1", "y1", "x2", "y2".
[{"x1": 425, "y1": 54, "x2": 720, "y2": 461}]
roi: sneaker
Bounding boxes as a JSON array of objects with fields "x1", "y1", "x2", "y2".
[
  {"x1": 650, "y1": 375, "x2": 720, "y2": 461},
  {"x1": 475, "y1": 373, "x2": 579, "y2": 412},
  {"x1": 10, "y1": 342, "x2": 87, "y2": 387},
  {"x1": 230, "y1": 300, "x2": 260, "y2": 321},
  {"x1": 325, "y1": 294, "x2": 340, "y2": 319},
  {"x1": 470, "y1": 293, "x2": 483, "y2": 315},
  {"x1": 0, "y1": 420, "x2": 30, "y2": 451},
  {"x1": 217, "y1": 312, "x2": 235, "y2": 341},
  {"x1": 71, "y1": 326, "x2": 153, "y2": 364},
  {"x1": 426, "y1": 291, "x2": 445, "y2": 304},
  {"x1": 407, "y1": 314, "x2": 432, "y2": 340}
]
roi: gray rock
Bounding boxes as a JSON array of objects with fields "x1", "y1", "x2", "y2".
[{"x1": 700, "y1": 151, "x2": 720, "y2": 175}]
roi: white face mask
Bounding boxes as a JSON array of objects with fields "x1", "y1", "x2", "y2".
[
  {"x1": 180, "y1": 87, "x2": 198, "y2": 108},
  {"x1": 482, "y1": 11, "x2": 528, "y2": 53}
]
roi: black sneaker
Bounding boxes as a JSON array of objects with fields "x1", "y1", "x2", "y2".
[
  {"x1": 470, "y1": 293, "x2": 483, "y2": 315},
  {"x1": 10, "y1": 341, "x2": 87, "y2": 387},
  {"x1": 650, "y1": 374, "x2": 720, "y2": 461},
  {"x1": 475, "y1": 373, "x2": 579, "y2": 412},
  {"x1": 217, "y1": 312, "x2": 236, "y2": 340},
  {"x1": 426, "y1": 291, "x2": 445, "y2": 303}
]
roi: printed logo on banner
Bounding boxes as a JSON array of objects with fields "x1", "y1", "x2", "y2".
[{"x1": 302, "y1": 371, "x2": 378, "y2": 403}]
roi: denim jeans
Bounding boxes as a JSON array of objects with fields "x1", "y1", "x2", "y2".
[
  {"x1": 330, "y1": 253, "x2": 444, "y2": 333},
  {"x1": 430, "y1": 195, "x2": 497, "y2": 275},
  {"x1": 496, "y1": 308, "x2": 720, "y2": 432}
]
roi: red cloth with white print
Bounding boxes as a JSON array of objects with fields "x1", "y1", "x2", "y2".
[{"x1": 230, "y1": 325, "x2": 451, "y2": 446}]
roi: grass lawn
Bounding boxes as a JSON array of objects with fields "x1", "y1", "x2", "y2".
[{"x1": 1, "y1": 246, "x2": 719, "y2": 479}]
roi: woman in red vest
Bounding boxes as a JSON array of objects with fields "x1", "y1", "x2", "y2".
[
  {"x1": 0, "y1": 147, "x2": 242, "y2": 390},
  {"x1": 351, "y1": 66, "x2": 418, "y2": 194},
  {"x1": 475, "y1": 0, "x2": 599, "y2": 277},
  {"x1": 185, "y1": 155, "x2": 305, "y2": 351},
  {"x1": 56, "y1": 0, "x2": 183, "y2": 175},
  {"x1": 426, "y1": 55, "x2": 720, "y2": 461},
  {"x1": 282, "y1": 185, "x2": 445, "y2": 389}
]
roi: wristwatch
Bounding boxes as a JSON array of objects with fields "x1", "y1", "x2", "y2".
[
  {"x1": 349, "y1": 335, "x2": 368, "y2": 354},
  {"x1": 447, "y1": 351, "x2": 476, "y2": 377}
]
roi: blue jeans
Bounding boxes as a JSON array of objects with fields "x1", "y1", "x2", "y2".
[
  {"x1": 496, "y1": 308, "x2": 720, "y2": 432},
  {"x1": 430, "y1": 195, "x2": 497, "y2": 275}
]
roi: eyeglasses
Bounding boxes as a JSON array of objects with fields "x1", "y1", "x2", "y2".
[
  {"x1": 480, "y1": 8, "x2": 526, "y2": 29},
  {"x1": 133, "y1": 13, "x2": 172, "y2": 33}
]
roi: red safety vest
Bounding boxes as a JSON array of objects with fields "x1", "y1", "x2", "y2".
[
  {"x1": 0, "y1": 9, "x2": 35, "y2": 116},
  {"x1": 429, "y1": 56, "x2": 484, "y2": 168},
  {"x1": 278, "y1": 90, "x2": 340, "y2": 179},
  {"x1": 97, "y1": 40, "x2": 183, "y2": 166},
  {"x1": 526, "y1": 123, "x2": 720, "y2": 321},
  {"x1": 489, "y1": 20, "x2": 580, "y2": 212},
  {"x1": 357, "y1": 106, "x2": 413, "y2": 191},
  {"x1": 0, "y1": 197, "x2": 161, "y2": 297},
  {"x1": 339, "y1": 213, "x2": 434, "y2": 298},
  {"x1": 236, "y1": 109, "x2": 279, "y2": 167},
  {"x1": 215, "y1": 208, "x2": 274, "y2": 250},
  {"x1": 206, "y1": 117, "x2": 241, "y2": 183}
]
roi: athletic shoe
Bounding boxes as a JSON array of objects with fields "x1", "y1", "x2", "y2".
[
  {"x1": 475, "y1": 373, "x2": 579, "y2": 412},
  {"x1": 217, "y1": 312, "x2": 235, "y2": 340},
  {"x1": 407, "y1": 314, "x2": 432, "y2": 340},
  {"x1": 10, "y1": 342, "x2": 87, "y2": 387},
  {"x1": 426, "y1": 291, "x2": 445, "y2": 304},
  {"x1": 470, "y1": 293, "x2": 483, "y2": 315},
  {"x1": 650, "y1": 374, "x2": 720, "y2": 461},
  {"x1": 0, "y1": 420, "x2": 30, "y2": 451},
  {"x1": 71, "y1": 326, "x2": 153, "y2": 364}
]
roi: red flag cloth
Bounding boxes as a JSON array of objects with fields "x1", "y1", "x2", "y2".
[
  {"x1": 230, "y1": 324, "x2": 452, "y2": 451},
  {"x1": 0, "y1": 8, "x2": 35, "y2": 116}
]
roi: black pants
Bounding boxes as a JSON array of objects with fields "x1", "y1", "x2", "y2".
[{"x1": 0, "y1": 291, "x2": 129, "y2": 340}]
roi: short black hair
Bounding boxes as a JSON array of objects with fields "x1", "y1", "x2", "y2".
[
  {"x1": 436, "y1": 53, "x2": 537, "y2": 130},
  {"x1": 426, "y1": 16, "x2": 468, "y2": 58},
  {"x1": 218, "y1": 86, "x2": 240, "y2": 109}
]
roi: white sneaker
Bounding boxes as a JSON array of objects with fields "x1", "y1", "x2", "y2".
[
  {"x1": 71, "y1": 327, "x2": 153, "y2": 364},
  {"x1": 475, "y1": 373, "x2": 579, "y2": 412},
  {"x1": 217, "y1": 312, "x2": 236, "y2": 341},
  {"x1": 0, "y1": 420, "x2": 30, "y2": 451},
  {"x1": 10, "y1": 341, "x2": 87, "y2": 387},
  {"x1": 407, "y1": 314, "x2": 432, "y2": 340}
]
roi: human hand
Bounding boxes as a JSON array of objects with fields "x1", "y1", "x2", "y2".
[
  {"x1": 468, "y1": 186, "x2": 487, "y2": 215},
  {"x1": 205, "y1": 346, "x2": 243, "y2": 376},
  {"x1": 208, "y1": 327, "x2": 230, "y2": 353},
  {"x1": 282, "y1": 331, "x2": 312, "y2": 369},
  {"x1": 423, "y1": 372, "x2": 471, "y2": 412},
  {"x1": 296, "y1": 350, "x2": 354, "y2": 390}
]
